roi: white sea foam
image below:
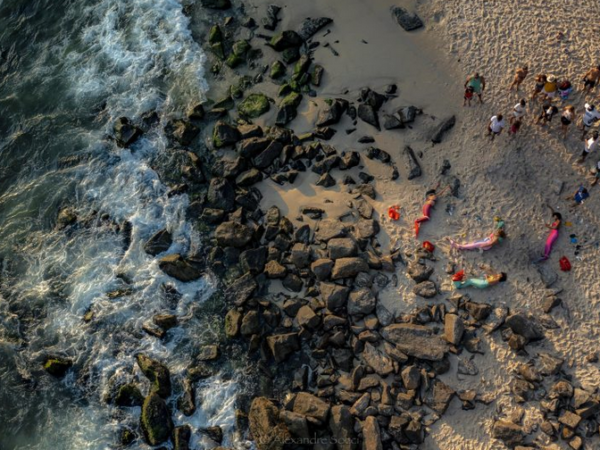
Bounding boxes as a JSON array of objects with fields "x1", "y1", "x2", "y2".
[{"x1": 0, "y1": 0, "x2": 241, "y2": 448}]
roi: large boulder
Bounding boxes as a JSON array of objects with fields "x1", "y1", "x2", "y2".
[
  {"x1": 391, "y1": 6, "x2": 424, "y2": 31},
  {"x1": 328, "y1": 238, "x2": 358, "y2": 259},
  {"x1": 172, "y1": 120, "x2": 200, "y2": 146},
  {"x1": 213, "y1": 121, "x2": 241, "y2": 148},
  {"x1": 140, "y1": 393, "x2": 173, "y2": 446},
  {"x1": 492, "y1": 420, "x2": 525, "y2": 447},
  {"x1": 347, "y1": 288, "x2": 377, "y2": 315},
  {"x1": 114, "y1": 117, "x2": 142, "y2": 148},
  {"x1": 144, "y1": 229, "x2": 172, "y2": 256},
  {"x1": 357, "y1": 104, "x2": 380, "y2": 130},
  {"x1": 431, "y1": 115, "x2": 456, "y2": 144},
  {"x1": 505, "y1": 313, "x2": 545, "y2": 341},
  {"x1": 293, "y1": 392, "x2": 330, "y2": 422},
  {"x1": 362, "y1": 342, "x2": 393, "y2": 376},
  {"x1": 200, "y1": 0, "x2": 231, "y2": 9},
  {"x1": 239, "y1": 93, "x2": 271, "y2": 118},
  {"x1": 311, "y1": 258, "x2": 334, "y2": 281},
  {"x1": 43, "y1": 356, "x2": 72, "y2": 377},
  {"x1": 267, "y1": 333, "x2": 300, "y2": 362},
  {"x1": 208, "y1": 178, "x2": 236, "y2": 212},
  {"x1": 297, "y1": 17, "x2": 333, "y2": 40},
  {"x1": 404, "y1": 145, "x2": 422, "y2": 180},
  {"x1": 226, "y1": 272, "x2": 257, "y2": 306},
  {"x1": 362, "y1": 416, "x2": 383, "y2": 450},
  {"x1": 316, "y1": 98, "x2": 348, "y2": 127},
  {"x1": 276, "y1": 92, "x2": 303, "y2": 126},
  {"x1": 215, "y1": 221, "x2": 253, "y2": 247},
  {"x1": 249, "y1": 397, "x2": 291, "y2": 450},
  {"x1": 320, "y1": 282, "x2": 350, "y2": 309},
  {"x1": 269, "y1": 31, "x2": 303, "y2": 51},
  {"x1": 331, "y1": 257, "x2": 369, "y2": 279},
  {"x1": 158, "y1": 254, "x2": 203, "y2": 282},
  {"x1": 381, "y1": 323, "x2": 449, "y2": 361},
  {"x1": 253, "y1": 141, "x2": 283, "y2": 169},
  {"x1": 444, "y1": 314, "x2": 464, "y2": 345},
  {"x1": 136, "y1": 354, "x2": 171, "y2": 398},
  {"x1": 424, "y1": 379, "x2": 455, "y2": 414},
  {"x1": 329, "y1": 405, "x2": 356, "y2": 450}
]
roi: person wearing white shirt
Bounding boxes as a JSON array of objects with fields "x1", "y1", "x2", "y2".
[
  {"x1": 511, "y1": 99, "x2": 526, "y2": 124},
  {"x1": 580, "y1": 103, "x2": 600, "y2": 139},
  {"x1": 578, "y1": 131, "x2": 599, "y2": 163},
  {"x1": 487, "y1": 114, "x2": 506, "y2": 141}
]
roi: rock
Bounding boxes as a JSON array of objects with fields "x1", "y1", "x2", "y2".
[
  {"x1": 559, "y1": 410, "x2": 582, "y2": 429},
  {"x1": 114, "y1": 383, "x2": 144, "y2": 407},
  {"x1": 293, "y1": 392, "x2": 331, "y2": 422},
  {"x1": 413, "y1": 280, "x2": 437, "y2": 298},
  {"x1": 57, "y1": 208, "x2": 77, "y2": 229},
  {"x1": 114, "y1": 117, "x2": 142, "y2": 148},
  {"x1": 484, "y1": 305, "x2": 508, "y2": 333},
  {"x1": 254, "y1": 141, "x2": 284, "y2": 169},
  {"x1": 297, "y1": 17, "x2": 333, "y2": 40},
  {"x1": 382, "y1": 114, "x2": 403, "y2": 130},
  {"x1": 225, "y1": 309, "x2": 242, "y2": 338},
  {"x1": 549, "y1": 380, "x2": 574, "y2": 399},
  {"x1": 282, "y1": 273, "x2": 303, "y2": 292},
  {"x1": 173, "y1": 425, "x2": 191, "y2": 450},
  {"x1": 290, "y1": 243, "x2": 310, "y2": 269},
  {"x1": 536, "y1": 263, "x2": 558, "y2": 288},
  {"x1": 240, "y1": 311, "x2": 261, "y2": 337},
  {"x1": 340, "y1": 151, "x2": 361, "y2": 170},
  {"x1": 362, "y1": 416, "x2": 383, "y2": 450},
  {"x1": 239, "y1": 93, "x2": 271, "y2": 118},
  {"x1": 357, "y1": 104, "x2": 380, "y2": 130},
  {"x1": 227, "y1": 272, "x2": 257, "y2": 306},
  {"x1": 200, "y1": 0, "x2": 231, "y2": 9},
  {"x1": 300, "y1": 206, "x2": 325, "y2": 220},
  {"x1": 311, "y1": 259, "x2": 334, "y2": 281},
  {"x1": 136, "y1": 354, "x2": 171, "y2": 398},
  {"x1": 316, "y1": 173, "x2": 336, "y2": 187},
  {"x1": 215, "y1": 221, "x2": 253, "y2": 248},
  {"x1": 329, "y1": 405, "x2": 356, "y2": 450},
  {"x1": 280, "y1": 410, "x2": 309, "y2": 439},
  {"x1": 381, "y1": 323, "x2": 449, "y2": 361},
  {"x1": 407, "y1": 261, "x2": 433, "y2": 282},
  {"x1": 276, "y1": 92, "x2": 303, "y2": 126},
  {"x1": 542, "y1": 294, "x2": 561, "y2": 313},
  {"x1": 158, "y1": 254, "x2": 203, "y2": 282},
  {"x1": 267, "y1": 333, "x2": 300, "y2": 362},
  {"x1": 332, "y1": 257, "x2": 369, "y2": 279},
  {"x1": 143, "y1": 229, "x2": 173, "y2": 256},
  {"x1": 178, "y1": 379, "x2": 196, "y2": 416},
  {"x1": 328, "y1": 238, "x2": 358, "y2": 260},
  {"x1": 399, "y1": 106, "x2": 419, "y2": 123},
  {"x1": 249, "y1": 397, "x2": 291, "y2": 450},
  {"x1": 401, "y1": 366, "x2": 421, "y2": 390},
  {"x1": 208, "y1": 178, "x2": 235, "y2": 212},
  {"x1": 236, "y1": 168, "x2": 263, "y2": 187},
  {"x1": 269, "y1": 31, "x2": 303, "y2": 51},
  {"x1": 431, "y1": 115, "x2": 456, "y2": 144},
  {"x1": 348, "y1": 288, "x2": 377, "y2": 315},
  {"x1": 505, "y1": 313, "x2": 545, "y2": 341},
  {"x1": 444, "y1": 314, "x2": 464, "y2": 345},
  {"x1": 332, "y1": 348, "x2": 354, "y2": 371},
  {"x1": 403, "y1": 145, "x2": 422, "y2": 180},
  {"x1": 140, "y1": 393, "x2": 173, "y2": 445},
  {"x1": 320, "y1": 282, "x2": 351, "y2": 309},
  {"x1": 465, "y1": 301, "x2": 492, "y2": 321},
  {"x1": 375, "y1": 302, "x2": 393, "y2": 327},
  {"x1": 43, "y1": 356, "x2": 72, "y2": 377},
  {"x1": 296, "y1": 305, "x2": 320, "y2": 329},
  {"x1": 492, "y1": 420, "x2": 525, "y2": 447},
  {"x1": 198, "y1": 345, "x2": 219, "y2": 361},
  {"x1": 362, "y1": 342, "x2": 393, "y2": 376},
  {"x1": 312, "y1": 65, "x2": 325, "y2": 86},
  {"x1": 355, "y1": 218, "x2": 379, "y2": 239},
  {"x1": 457, "y1": 356, "x2": 479, "y2": 375},
  {"x1": 264, "y1": 260, "x2": 287, "y2": 278},
  {"x1": 213, "y1": 121, "x2": 241, "y2": 148},
  {"x1": 316, "y1": 99, "x2": 348, "y2": 127},
  {"x1": 172, "y1": 120, "x2": 199, "y2": 146},
  {"x1": 537, "y1": 352, "x2": 564, "y2": 375},
  {"x1": 391, "y1": 6, "x2": 424, "y2": 31},
  {"x1": 405, "y1": 419, "x2": 424, "y2": 444},
  {"x1": 425, "y1": 379, "x2": 455, "y2": 414},
  {"x1": 315, "y1": 219, "x2": 349, "y2": 241},
  {"x1": 238, "y1": 137, "x2": 271, "y2": 158}
]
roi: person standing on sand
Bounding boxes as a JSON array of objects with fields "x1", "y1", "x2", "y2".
[
  {"x1": 532, "y1": 74, "x2": 547, "y2": 100},
  {"x1": 582, "y1": 65, "x2": 600, "y2": 92},
  {"x1": 487, "y1": 114, "x2": 506, "y2": 141},
  {"x1": 536, "y1": 97, "x2": 558, "y2": 126},
  {"x1": 511, "y1": 99, "x2": 526, "y2": 124},
  {"x1": 509, "y1": 65, "x2": 528, "y2": 90},
  {"x1": 464, "y1": 73, "x2": 486, "y2": 104},
  {"x1": 543, "y1": 75, "x2": 558, "y2": 100},
  {"x1": 577, "y1": 131, "x2": 599, "y2": 163},
  {"x1": 580, "y1": 103, "x2": 600, "y2": 139},
  {"x1": 559, "y1": 106, "x2": 576, "y2": 139}
]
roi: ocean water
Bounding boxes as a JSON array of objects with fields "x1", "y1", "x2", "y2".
[{"x1": 0, "y1": 0, "x2": 241, "y2": 448}]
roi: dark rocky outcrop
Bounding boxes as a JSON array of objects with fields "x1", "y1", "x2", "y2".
[
  {"x1": 136, "y1": 354, "x2": 171, "y2": 398},
  {"x1": 140, "y1": 392, "x2": 173, "y2": 446},
  {"x1": 403, "y1": 145, "x2": 422, "y2": 179},
  {"x1": 391, "y1": 6, "x2": 424, "y2": 31},
  {"x1": 144, "y1": 229, "x2": 172, "y2": 256},
  {"x1": 158, "y1": 254, "x2": 204, "y2": 282},
  {"x1": 297, "y1": 17, "x2": 333, "y2": 40}
]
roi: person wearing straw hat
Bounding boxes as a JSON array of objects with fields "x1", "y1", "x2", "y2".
[{"x1": 543, "y1": 75, "x2": 558, "y2": 99}]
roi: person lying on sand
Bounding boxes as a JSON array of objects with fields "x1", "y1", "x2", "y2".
[
  {"x1": 452, "y1": 266, "x2": 507, "y2": 290},
  {"x1": 535, "y1": 205, "x2": 561, "y2": 262},
  {"x1": 447, "y1": 216, "x2": 506, "y2": 252},
  {"x1": 414, "y1": 183, "x2": 450, "y2": 238},
  {"x1": 464, "y1": 72, "x2": 485, "y2": 104},
  {"x1": 509, "y1": 65, "x2": 528, "y2": 91},
  {"x1": 583, "y1": 65, "x2": 600, "y2": 92}
]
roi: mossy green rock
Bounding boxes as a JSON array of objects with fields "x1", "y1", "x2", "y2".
[
  {"x1": 225, "y1": 309, "x2": 242, "y2": 338},
  {"x1": 281, "y1": 47, "x2": 300, "y2": 64},
  {"x1": 293, "y1": 55, "x2": 311, "y2": 76},
  {"x1": 208, "y1": 25, "x2": 223, "y2": 44},
  {"x1": 233, "y1": 40, "x2": 251, "y2": 56},
  {"x1": 281, "y1": 92, "x2": 302, "y2": 108},
  {"x1": 278, "y1": 83, "x2": 293, "y2": 97},
  {"x1": 210, "y1": 42, "x2": 225, "y2": 60},
  {"x1": 43, "y1": 356, "x2": 72, "y2": 377},
  {"x1": 114, "y1": 383, "x2": 144, "y2": 407},
  {"x1": 270, "y1": 61, "x2": 285, "y2": 79},
  {"x1": 119, "y1": 428, "x2": 136, "y2": 446},
  {"x1": 140, "y1": 393, "x2": 173, "y2": 446},
  {"x1": 238, "y1": 93, "x2": 270, "y2": 118},
  {"x1": 213, "y1": 96, "x2": 235, "y2": 110},
  {"x1": 225, "y1": 53, "x2": 243, "y2": 68},
  {"x1": 136, "y1": 354, "x2": 171, "y2": 398}
]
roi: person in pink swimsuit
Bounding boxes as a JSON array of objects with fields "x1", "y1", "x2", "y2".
[
  {"x1": 537, "y1": 206, "x2": 561, "y2": 262},
  {"x1": 414, "y1": 184, "x2": 450, "y2": 238},
  {"x1": 448, "y1": 217, "x2": 506, "y2": 251}
]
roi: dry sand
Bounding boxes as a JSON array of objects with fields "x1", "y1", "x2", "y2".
[{"x1": 237, "y1": 0, "x2": 600, "y2": 447}]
